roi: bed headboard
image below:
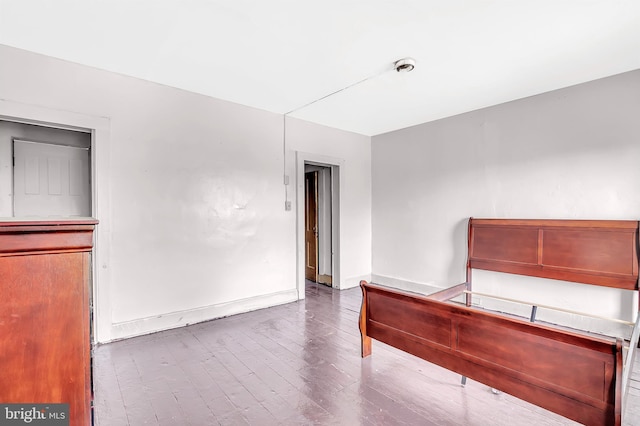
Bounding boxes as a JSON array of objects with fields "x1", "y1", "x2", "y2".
[{"x1": 468, "y1": 218, "x2": 639, "y2": 290}]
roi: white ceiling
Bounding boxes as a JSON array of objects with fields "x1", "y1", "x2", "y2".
[{"x1": 1, "y1": 0, "x2": 639, "y2": 136}]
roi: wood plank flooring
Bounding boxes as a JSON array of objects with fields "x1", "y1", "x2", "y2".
[{"x1": 93, "y1": 281, "x2": 640, "y2": 425}]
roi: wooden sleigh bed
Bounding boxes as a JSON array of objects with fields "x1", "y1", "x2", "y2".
[{"x1": 360, "y1": 218, "x2": 640, "y2": 426}]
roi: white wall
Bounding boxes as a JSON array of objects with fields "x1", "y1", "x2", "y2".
[
  {"x1": 0, "y1": 44, "x2": 372, "y2": 342},
  {"x1": 372, "y1": 70, "x2": 640, "y2": 335},
  {"x1": 287, "y1": 118, "x2": 372, "y2": 289}
]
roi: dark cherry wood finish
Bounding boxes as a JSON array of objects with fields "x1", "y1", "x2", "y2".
[
  {"x1": 361, "y1": 218, "x2": 640, "y2": 426},
  {"x1": 361, "y1": 282, "x2": 622, "y2": 425},
  {"x1": 469, "y1": 219, "x2": 639, "y2": 290},
  {"x1": 0, "y1": 219, "x2": 97, "y2": 426}
]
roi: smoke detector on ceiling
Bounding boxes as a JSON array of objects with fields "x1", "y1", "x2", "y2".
[{"x1": 394, "y1": 57, "x2": 416, "y2": 72}]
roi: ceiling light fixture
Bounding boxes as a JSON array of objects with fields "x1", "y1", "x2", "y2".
[{"x1": 394, "y1": 57, "x2": 416, "y2": 72}]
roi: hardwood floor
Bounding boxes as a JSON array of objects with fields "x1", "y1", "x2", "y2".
[{"x1": 94, "y1": 281, "x2": 640, "y2": 425}]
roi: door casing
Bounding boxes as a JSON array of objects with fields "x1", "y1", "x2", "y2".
[{"x1": 296, "y1": 151, "x2": 343, "y2": 299}]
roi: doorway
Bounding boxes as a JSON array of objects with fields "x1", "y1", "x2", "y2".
[
  {"x1": 296, "y1": 151, "x2": 342, "y2": 298},
  {"x1": 1, "y1": 120, "x2": 92, "y2": 217},
  {"x1": 305, "y1": 164, "x2": 332, "y2": 286},
  {"x1": 1, "y1": 100, "x2": 110, "y2": 343},
  {"x1": 2, "y1": 120, "x2": 94, "y2": 336}
]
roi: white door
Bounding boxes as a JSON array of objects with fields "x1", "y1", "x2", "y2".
[{"x1": 13, "y1": 140, "x2": 91, "y2": 217}]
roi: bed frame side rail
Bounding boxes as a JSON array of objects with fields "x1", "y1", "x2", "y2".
[{"x1": 360, "y1": 281, "x2": 623, "y2": 426}]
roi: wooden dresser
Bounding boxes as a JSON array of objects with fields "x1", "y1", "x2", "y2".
[{"x1": 0, "y1": 219, "x2": 97, "y2": 426}]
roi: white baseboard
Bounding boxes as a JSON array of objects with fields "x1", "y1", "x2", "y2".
[
  {"x1": 342, "y1": 274, "x2": 372, "y2": 290},
  {"x1": 370, "y1": 274, "x2": 441, "y2": 296},
  {"x1": 107, "y1": 289, "x2": 298, "y2": 342}
]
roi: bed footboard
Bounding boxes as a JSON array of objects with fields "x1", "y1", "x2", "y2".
[{"x1": 360, "y1": 281, "x2": 623, "y2": 426}]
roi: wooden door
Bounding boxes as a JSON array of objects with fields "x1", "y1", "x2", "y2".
[{"x1": 305, "y1": 171, "x2": 318, "y2": 281}]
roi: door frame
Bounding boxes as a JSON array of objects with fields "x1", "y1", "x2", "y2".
[
  {"x1": 0, "y1": 99, "x2": 112, "y2": 344},
  {"x1": 296, "y1": 151, "x2": 343, "y2": 299},
  {"x1": 305, "y1": 164, "x2": 334, "y2": 285}
]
